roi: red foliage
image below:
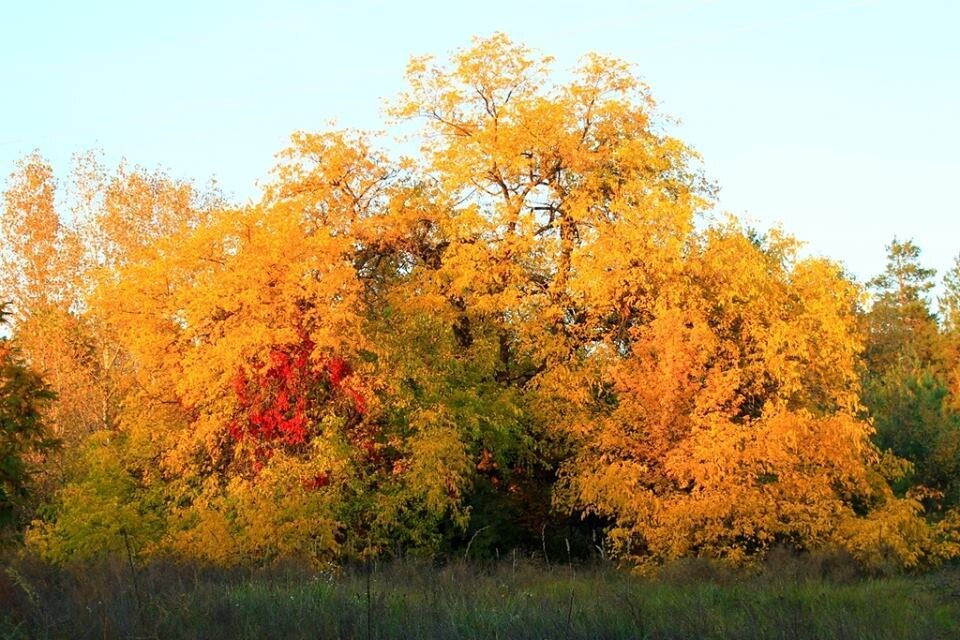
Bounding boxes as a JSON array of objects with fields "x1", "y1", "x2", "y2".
[
  {"x1": 228, "y1": 333, "x2": 366, "y2": 470},
  {"x1": 304, "y1": 472, "x2": 331, "y2": 490},
  {"x1": 328, "y1": 356, "x2": 367, "y2": 414},
  {"x1": 327, "y1": 356, "x2": 352, "y2": 387}
]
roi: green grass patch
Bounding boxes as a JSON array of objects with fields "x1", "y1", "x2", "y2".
[{"x1": 2, "y1": 556, "x2": 959, "y2": 639}]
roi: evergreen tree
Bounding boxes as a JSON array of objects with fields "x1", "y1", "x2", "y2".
[
  {"x1": 864, "y1": 239, "x2": 941, "y2": 376},
  {"x1": 864, "y1": 240, "x2": 960, "y2": 510}
]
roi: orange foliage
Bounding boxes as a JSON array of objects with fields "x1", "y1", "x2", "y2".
[{"x1": 5, "y1": 35, "x2": 957, "y2": 569}]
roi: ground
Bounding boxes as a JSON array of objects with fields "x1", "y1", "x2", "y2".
[{"x1": 2, "y1": 554, "x2": 960, "y2": 639}]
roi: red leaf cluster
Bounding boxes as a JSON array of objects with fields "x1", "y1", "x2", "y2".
[{"x1": 228, "y1": 335, "x2": 365, "y2": 470}]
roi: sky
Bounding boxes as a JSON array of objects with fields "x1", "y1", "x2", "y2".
[{"x1": 1, "y1": 0, "x2": 958, "y2": 291}]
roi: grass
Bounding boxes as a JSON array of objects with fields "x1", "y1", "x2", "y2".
[{"x1": 2, "y1": 553, "x2": 960, "y2": 639}]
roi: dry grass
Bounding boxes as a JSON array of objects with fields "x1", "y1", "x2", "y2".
[{"x1": 2, "y1": 553, "x2": 959, "y2": 639}]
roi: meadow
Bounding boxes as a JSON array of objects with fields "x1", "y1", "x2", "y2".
[{"x1": 3, "y1": 554, "x2": 959, "y2": 640}]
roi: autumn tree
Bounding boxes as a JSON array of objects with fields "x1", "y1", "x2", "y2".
[
  {"x1": 385, "y1": 34, "x2": 713, "y2": 548},
  {"x1": 0, "y1": 154, "x2": 214, "y2": 496},
  {"x1": 14, "y1": 34, "x2": 959, "y2": 570},
  {"x1": 0, "y1": 152, "x2": 220, "y2": 558},
  {"x1": 387, "y1": 35, "x2": 945, "y2": 569},
  {"x1": 0, "y1": 153, "x2": 79, "y2": 311},
  {"x1": 557, "y1": 225, "x2": 931, "y2": 567},
  {"x1": 0, "y1": 154, "x2": 102, "y2": 502},
  {"x1": 32, "y1": 130, "x2": 481, "y2": 563}
]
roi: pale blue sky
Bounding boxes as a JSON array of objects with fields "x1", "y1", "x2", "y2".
[{"x1": 2, "y1": 0, "x2": 958, "y2": 290}]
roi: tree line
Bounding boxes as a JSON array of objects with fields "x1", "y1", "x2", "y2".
[{"x1": 2, "y1": 34, "x2": 959, "y2": 571}]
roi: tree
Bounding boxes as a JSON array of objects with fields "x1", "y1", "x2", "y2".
[
  {"x1": 864, "y1": 239, "x2": 941, "y2": 376},
  {"x1": 557, "y1": 225, "x2": 910, "y2": 566},
  {"x1": 941, "y1": 255, "x2": 960, "y2": 411},
  {"x1": 0, "y1": 304, "x2": 58, "y2": 538},
  {"x1": 16, "y1": 35, "x2": 959, "y2": 570},
  {"x1": 0, "y1": 153, "x2": 79, "y2": 312},
  {"x1": 389, "y1": 36, "x2": 938, "y2": 568},
  {"x1": 870, "y1": 372, "x2": 960, "y2": 510},
  {"x1": 941, "y1": 254, "x2": 960, "y2": 333},
  {"x1": 863, "y1": 240, "x2": 960, "y2": 512}
]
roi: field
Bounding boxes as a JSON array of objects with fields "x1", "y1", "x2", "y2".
[{"x1": 3, "y1": 555, "x2": 960, "y2": 640}]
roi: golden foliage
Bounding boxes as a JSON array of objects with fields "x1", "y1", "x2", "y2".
[{"x1": 5, "y1": 35, "x2": 957, "y2": 569}]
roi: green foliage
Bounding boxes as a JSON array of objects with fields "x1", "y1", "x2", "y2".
[
  {"x1": 25, "y1": 431, "x2": 164, "y2": 562},
  {"x1": 862, "y1": 240, "x2": 960, "y2": 513},
  {"x1": 867, "y1": 371, "x2": 960, "y2": 509},
  {"x1": 0, "y1": 303, "x2": 58, "y2": 539},
  {"x1": 376, "y1": 307, "x2": 558, "y2": 555}
]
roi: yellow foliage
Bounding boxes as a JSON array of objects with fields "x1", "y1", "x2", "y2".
[{"x1": 8, "y1": 34, "x2": 957, "y2": 570}]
